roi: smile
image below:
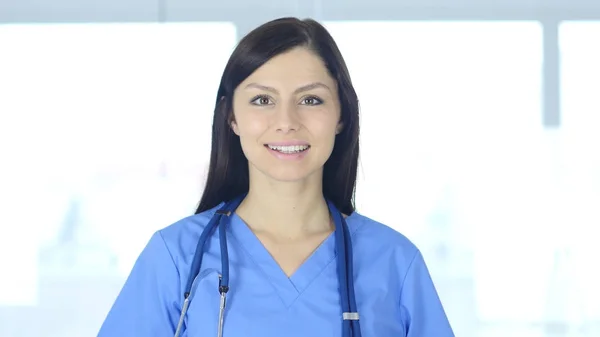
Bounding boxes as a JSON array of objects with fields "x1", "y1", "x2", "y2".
[{"x1": 265, "y1": 144, "x2": 310, "y2": 154}]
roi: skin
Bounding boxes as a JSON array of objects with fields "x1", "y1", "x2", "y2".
[{"x1": 230, "y1": 47, "x2": 343, "y2": 276}]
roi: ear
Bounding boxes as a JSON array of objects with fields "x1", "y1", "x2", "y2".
[
  {"x1": 227, "y1": 107, "x2": 240, "y2": 135},
  {"x1": 231, "y1": 120, "x2": 240, "y2": 135},
  {"x1": 336, "y1": 121, "x2": 344, "y2": 135}
]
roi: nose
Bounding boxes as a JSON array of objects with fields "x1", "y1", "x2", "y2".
[{"x1": 274, "y1": 103, "x2": 301, "y2": 133}]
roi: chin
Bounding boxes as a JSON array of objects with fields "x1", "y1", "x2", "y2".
[
  {"x1": 250, "y1": 162, "x2": 320, "y2": 183},
  {"x1": 265, "y1": 168, "x2": 312, "y2": 183},
  {"x1": 247, "y1": 152, "x2": 325, "y2": 184}
]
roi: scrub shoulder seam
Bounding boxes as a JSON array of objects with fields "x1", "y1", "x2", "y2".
[{"x1": 158, "y1": 230, "x2": 182, "y2": 279}]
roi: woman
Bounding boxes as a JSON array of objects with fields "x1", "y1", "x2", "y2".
[{"x1": 98, "y1": 17, "x2": 454, "y2": 337}]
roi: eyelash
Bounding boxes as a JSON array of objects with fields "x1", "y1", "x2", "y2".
[{"x1": 249, "y1": 95, "x2": 324, "y2": 106}]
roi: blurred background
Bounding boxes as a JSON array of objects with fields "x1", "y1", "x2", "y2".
[{"x1": 0, "y1": 0, "x2": 599, "y2": 336}]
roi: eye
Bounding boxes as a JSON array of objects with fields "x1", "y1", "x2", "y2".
[
  {"x1": 250, "y1": 95, "x2": 273, "y2": 106},
  {"x1": 300, "y1": 96, "x2": 323, "y2": 106}
]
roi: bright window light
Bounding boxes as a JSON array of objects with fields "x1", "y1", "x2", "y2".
[
  {"x1": 0, "y1": 22, "x2": 236, "y2": 337},
  {"x1": 325, "y1": 21, "x2": 545, "y2": 333}
]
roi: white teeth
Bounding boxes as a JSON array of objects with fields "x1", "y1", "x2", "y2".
[{"x1": 267, "y1": 144, "x2": 310, "y2": 154}]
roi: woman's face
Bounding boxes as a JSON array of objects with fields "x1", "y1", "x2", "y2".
[{"x1": 231, "y1": 47, "x2": 341, "y2": 183}]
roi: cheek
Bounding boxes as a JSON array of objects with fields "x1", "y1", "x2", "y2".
[
  {"x1": 235, "y1": 114, "x2": 268, "y2": 141},
  {"x1": 309, "y1": 117, "x2": 339, "y2": 143}
]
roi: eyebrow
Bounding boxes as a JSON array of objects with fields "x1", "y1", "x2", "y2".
[{"x1": 244, "y1": 82, "x2": 331, "y2": 94}]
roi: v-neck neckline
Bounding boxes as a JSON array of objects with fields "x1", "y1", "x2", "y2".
[{"x1": 228, "y1": 213, "x2": 340, "y2": 308}]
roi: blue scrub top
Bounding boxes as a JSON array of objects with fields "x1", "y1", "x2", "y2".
[{"x1": 98, "y1": 204, "x2": 455, "y2": 337}]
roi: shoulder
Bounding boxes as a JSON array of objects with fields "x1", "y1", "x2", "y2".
[
  {"x1": 153, "y1": 203, "x2": 225, "y2": 262},
  {"x1": 347, "y1": 211, "x2": 419, "y2": 257},
  {"x1": 346, "y1": 211, "x2": 422, "y2": 275},
  {"x1": 348, "y1": 214, "x2": 455, "y2": 335}
]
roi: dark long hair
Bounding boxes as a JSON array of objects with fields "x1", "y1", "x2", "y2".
[{"x1": 195, "y1": 17, "x2": 360, "y2": 215}]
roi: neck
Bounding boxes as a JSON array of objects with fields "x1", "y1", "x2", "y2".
[{"x1": 236, "y1": 171, "x2": 332, "y2": 239}]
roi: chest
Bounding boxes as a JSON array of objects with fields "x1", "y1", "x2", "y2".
[
  {"x1": 183, "y1": 265, "x2": 405, "y2": 337},
  {"x1": 254, "y1": 231, "x2": 331, "y2": 277},
  {"x1": 180, "y1": 217, "x2": 406, "y2": 337}
]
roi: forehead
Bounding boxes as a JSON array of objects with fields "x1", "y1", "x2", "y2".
[{"x1": 240, "y1": 47, "x2": 335, "y2": 88}]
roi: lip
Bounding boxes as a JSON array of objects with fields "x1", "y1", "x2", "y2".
[
  {"x1": 265, "y1": 145, "x2": 310, "y2": 161},
  {"x1": 264, "y1": 140, "x2": 310, "y2": 146}
]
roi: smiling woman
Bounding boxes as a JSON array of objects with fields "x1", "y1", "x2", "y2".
[
  {"x1": 231, "y1": 47, "x2": 342, "y2": 182},
  {"x1": 97, "y1": 17, "x2": 455, "y2": 337}
]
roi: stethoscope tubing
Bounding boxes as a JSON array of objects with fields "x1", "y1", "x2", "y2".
[{"x1": 177, "y1": 195, "x2": 361, "y2": 337}]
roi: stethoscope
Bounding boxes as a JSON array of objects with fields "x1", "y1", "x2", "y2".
[{"x1": 173, "y1": 194, "x2": 362, "y2": 337}]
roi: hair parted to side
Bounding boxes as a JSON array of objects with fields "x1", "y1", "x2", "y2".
[{"x1": 195, "y1": 17, "x2": 360, "y2": 215}]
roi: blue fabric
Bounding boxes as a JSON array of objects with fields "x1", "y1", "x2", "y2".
[{"x1": 98, "y1": 205, "x2": 454, "y2": 337}]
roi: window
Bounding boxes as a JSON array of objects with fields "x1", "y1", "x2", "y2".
[
  {"x1": 325, "y1": 21, "x2": 545, "y2": 336},
  {"x1": 0, "y1": 22, "x2": 236, "y2": 337},
  {"x1": 557, "y1": 21, "x2": 600, "y2": 333}
]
